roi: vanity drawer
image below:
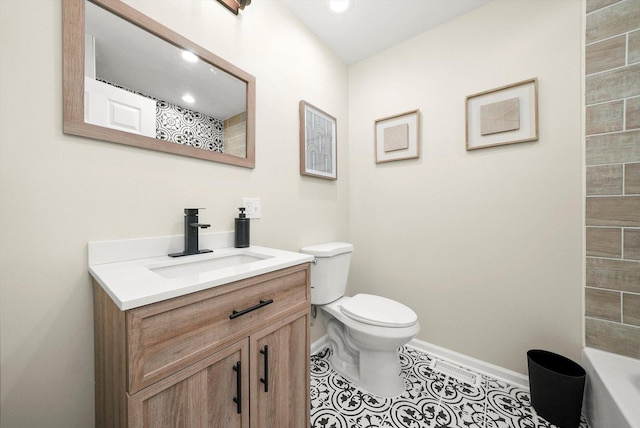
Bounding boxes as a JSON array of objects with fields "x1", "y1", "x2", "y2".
[{"x1": 126, "y1": 263, "x2": 310, "y2": 393}]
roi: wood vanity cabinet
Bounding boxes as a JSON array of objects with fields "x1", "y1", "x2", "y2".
[{"x1": 93, "y1": 263, "x2": 311, "y2": 428}]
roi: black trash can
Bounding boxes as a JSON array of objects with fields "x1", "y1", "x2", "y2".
[{"x1": 527, "y1": 349, "x2": 586, "y2": 428}]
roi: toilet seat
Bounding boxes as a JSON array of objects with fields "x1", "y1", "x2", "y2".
[{"x1": 340, "y1": 294, "x2": 417, "y2": 328}]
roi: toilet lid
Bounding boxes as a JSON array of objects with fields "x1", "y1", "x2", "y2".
[{"x1": 340, "y1": 294, "x2": 417, "y2": 328}]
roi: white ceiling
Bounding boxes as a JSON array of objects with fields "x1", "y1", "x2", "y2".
[
  {"x1": 86, "y1": 1, "x2": 247, "y2": 120},
  {"x1": 84, "y1": 0, "x2": 491, "y2": 120},
  {"x1": 280, "y1": 0, "x2": 491, "y2": 65}
]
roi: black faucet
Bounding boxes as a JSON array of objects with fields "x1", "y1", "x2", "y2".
[{"x1": 169, "y1": 208, "x2": 213, "y2": 257}]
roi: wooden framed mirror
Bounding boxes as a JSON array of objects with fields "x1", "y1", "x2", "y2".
[{"x1": 62, "y1": 0, "x2": 255, "y2": 168}]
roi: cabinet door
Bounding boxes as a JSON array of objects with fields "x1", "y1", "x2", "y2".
[
  {"x1": 84, "y1": 77, "x2": 157, "y2": 137},
  {"x1": 250, "y1": 309, "x2": 310, "y2": 428},
  {"x1": 129, "y1": 339, "x2": 249, "y2": 428}
]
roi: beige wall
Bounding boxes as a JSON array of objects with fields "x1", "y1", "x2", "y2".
[
  {"x1": 347, "y1": 0, "x2": 584, "y2": 374},
  {"x1": 585, "y1": 0, "x2": 640, "y2": 358},
  {"x1": 0, "y1": 1, "x2": 348, "y2": 426},
  {"x1": 1, "y1": 0, "x2": 587, "y2": 425}
]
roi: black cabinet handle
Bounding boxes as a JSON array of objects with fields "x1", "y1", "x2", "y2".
[
  {"x1": 230, "y1": 299, "x2": 274, "y2": 319},
  {"x1": 259, "y1": 345, "x2": 269, "y2": 392},
  {"x1": 232, "y1": 361, "x2": 242, "y2": 414}
]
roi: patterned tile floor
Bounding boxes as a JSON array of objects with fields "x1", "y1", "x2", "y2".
[{"x1": 310, "y1": 345, "x2": 589, "y2": 428}]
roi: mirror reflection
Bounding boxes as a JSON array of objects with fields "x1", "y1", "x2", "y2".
[{"x1": 63, "y1": 0, "x2": 255, "y2": 167}]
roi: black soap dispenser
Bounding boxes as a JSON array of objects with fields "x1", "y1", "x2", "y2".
[{"x1": 235, "y1": 207, "x2": 250, "y2": 248}]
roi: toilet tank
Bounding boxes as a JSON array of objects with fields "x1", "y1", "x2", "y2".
[{"x1": 300, "y1": 242, "x2": 353, "y2": 305}]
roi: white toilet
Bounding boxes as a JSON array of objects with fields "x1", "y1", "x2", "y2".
[{"x1": 301, "y1": 242, "x2": 420, "y2": 397}]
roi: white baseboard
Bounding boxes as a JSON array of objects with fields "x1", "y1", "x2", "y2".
[
  {"x1": 407, "y1": 339, "x2": 529, "y2": 389},
  {"x1": 310, "y1": 335, "x2": 330, "y2": 356},
  {"x1": 310, "y1": 335, "x2": 529, "y2": 390}
]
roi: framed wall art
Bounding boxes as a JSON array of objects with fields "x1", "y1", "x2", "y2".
[
  {"x1": 466, "y1": 78, "x2": 538, "y2": 150},
  {"x1": 375, "y1": 109, "x2": 420, "y2": 163},
  {"x1": 299, "y1": 100, "x2": 337, "y2": 180}
]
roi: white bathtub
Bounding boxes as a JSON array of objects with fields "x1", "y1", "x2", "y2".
[{"x1": 582, "y1": 347, "x2": 640, "y2": 428}]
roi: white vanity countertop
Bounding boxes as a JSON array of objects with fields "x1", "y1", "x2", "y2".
[{"x1": 88, "y1": 233, "x2": 313, "y2": 310}]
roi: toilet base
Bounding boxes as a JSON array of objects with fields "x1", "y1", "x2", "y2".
[
  {"x1": 319, "y1": 296, "x2": 420, "y2": 398},
  {"x1": 330, "y1": 347, "x2": 406, "y2": 397},
  {"x1": 325, "y1": 319, "x2": 408, "y2": 398}
]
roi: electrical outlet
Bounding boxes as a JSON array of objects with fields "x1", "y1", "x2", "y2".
[{"x1": 242, "y1": 197, "x2": 261, "y2": 219}]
